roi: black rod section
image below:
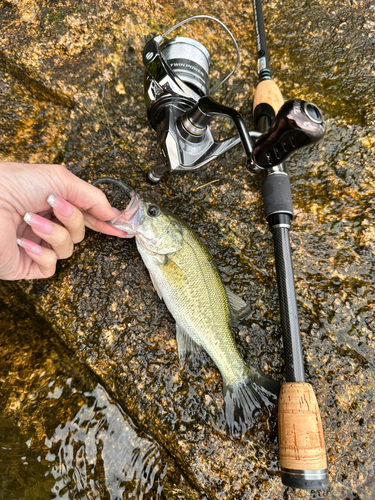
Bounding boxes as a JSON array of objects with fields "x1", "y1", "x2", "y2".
[
  {"x1": 252, "y1": 0, "x2": 271, "y2": 80},
  {"x1": 271, "y1": 224, "x2": 305, "y2": 382},
  {"x1": 253, "y1": 0, "x2": 306, "y2": 383}
]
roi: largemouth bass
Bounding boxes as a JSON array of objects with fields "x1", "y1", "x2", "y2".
[{"x1": 110, "y1": 190, "x2": 279, "y2": 435}]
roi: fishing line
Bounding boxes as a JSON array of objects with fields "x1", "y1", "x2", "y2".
[{"x1": 92, "y1": 177, "x2": 133, "y2": 198}]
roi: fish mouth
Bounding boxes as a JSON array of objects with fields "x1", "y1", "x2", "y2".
[{"x1": 108, "y1": 191, "x2": 145, "y2": 233}]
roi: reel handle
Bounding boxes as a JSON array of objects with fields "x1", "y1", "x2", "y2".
[
  {"x1": 185, "y1": 96, "x2": 253, "y2": 167},
  {"x1": 252, "y1": 99, "x2": 326, "y2": 168}
]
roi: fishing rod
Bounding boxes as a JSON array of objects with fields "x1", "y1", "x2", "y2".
[
  {"x1": 252, "y1": 0, "x2": 329, "y2": 490},
  {"x1": 140, "y1": 12, "x2": 328, "y2": 490}
]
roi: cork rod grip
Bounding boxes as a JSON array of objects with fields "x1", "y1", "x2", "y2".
[
  {"x1": 253, "y1": 79, "x2": 284, "y2": 116},
  {"x1": 278, "y1": 382, "x2": 329, "y2": 489}
]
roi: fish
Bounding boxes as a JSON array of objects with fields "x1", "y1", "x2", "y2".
[{"x1": 110, "y1": 189, "x2": 279, "y2": 436}]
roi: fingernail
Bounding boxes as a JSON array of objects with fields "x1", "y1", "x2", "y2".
[
  {"x1": 118, "y1": 233, "x2": 135, "y2": 239},
  {"x1": 47, "y1": 194, "x2": 74, "y2": 218},
  {"x1": 24, "y1": 213, "x2": 54, "y2": 235},
  {"x1": 17, "y1": 238, "x2": 43, "y2": 255},
  {"x1": 112, "y1": 207, "x2": 122, "y2": 216}
]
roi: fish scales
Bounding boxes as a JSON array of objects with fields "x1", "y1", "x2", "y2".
[
  {"x1": 138, "y1": 221, "x2": 246, "y2": 385},
  {"x1": 109, "y1": 189, "x2": 280, "y2": 435}
]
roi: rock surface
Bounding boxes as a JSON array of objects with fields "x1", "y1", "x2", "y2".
[{"x1": 1, "y1": 0, "x2": 375, "y2": 499}]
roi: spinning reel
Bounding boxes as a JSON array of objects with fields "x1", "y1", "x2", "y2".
[{"x1": 142, "y1": 15, "x2": 326, "y2": 183}]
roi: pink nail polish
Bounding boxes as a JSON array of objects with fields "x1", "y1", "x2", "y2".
[
  {"x1": 17, "y1": 238, "x2": 43, "y2": 255},
  {"x1": 112, "y1": 207, "x2": 122, "y2": 216},
  {"x1": 47, "y1": 194, "x2": 74, "y2": 218},
  {"x1": 24, "y1": 213, "x2": 55, "y2": 235}
]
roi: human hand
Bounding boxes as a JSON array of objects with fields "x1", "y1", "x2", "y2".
[{"x1": 0, "y1": 161, "x2": 132, "y2": 280}]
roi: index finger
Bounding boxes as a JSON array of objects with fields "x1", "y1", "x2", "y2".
[
  {"x1": 83, "y1": 210, "x2": 134, "y2": 238},
  {"x1": 48, "y1": 194, "x2": 86, "y2": 243}
]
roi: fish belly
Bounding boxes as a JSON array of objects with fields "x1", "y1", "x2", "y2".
[{"x1": 137, "y1": 230, "x2": 245, "y2": 382}]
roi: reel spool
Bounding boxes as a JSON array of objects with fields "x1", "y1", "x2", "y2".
[
  {"x1": 142, "y1": 15, "x2": 252, "y2": 183},
  {"x1": 159, "y1": 36, "x2": 211, "y2": 97}
]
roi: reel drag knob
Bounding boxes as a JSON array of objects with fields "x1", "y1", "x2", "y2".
[{"x1": 252, "y1": 100, "x2": 326, "y2": 168}]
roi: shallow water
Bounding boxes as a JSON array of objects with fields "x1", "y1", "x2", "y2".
[
  {"x1": 1, "y1": 0, "x2": 375, "y2": 498},
  {"x1": 0, "y1": 297, "x2": 170, "y2": 500}
]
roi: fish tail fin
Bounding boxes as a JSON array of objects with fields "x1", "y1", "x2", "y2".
[{"x1": 223, "y1": 367, "x2": 280, "y2": 437}]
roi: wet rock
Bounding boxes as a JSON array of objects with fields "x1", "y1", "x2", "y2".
[
  {"x1": 1, "y1": 0, "x2": 375, "y2": 498},
  {"x1": 266, "y1": 0, "x2": 375, "y2": 126}
]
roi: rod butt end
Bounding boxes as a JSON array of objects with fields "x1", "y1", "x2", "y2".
[
  {"x1": 281, "y1": 467, "x2": 329, "y2": 490},
  {"x1": 278, "y1": 382, "x2": 329, "y2": 490}
]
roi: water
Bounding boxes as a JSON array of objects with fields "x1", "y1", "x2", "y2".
[
  {"x1": 0, "y1": 296, "x2": 169, "y2": 500},
  {"x1": 1, "y1": 0, "x2": 375, "y2": 498},
  {"x1": 46, "y1": 384, "x2": 166, "y2": 499},
  {"x1": 0, "y1": 387, "x2": 166, "y2": 500}
]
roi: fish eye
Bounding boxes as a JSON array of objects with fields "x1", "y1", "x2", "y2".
[{"x1": 147, "y1": 205, "x2": 160, "y2": 217}]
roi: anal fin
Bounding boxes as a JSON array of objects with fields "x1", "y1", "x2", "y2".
[
  {"x1": 225, "y1": 286, "x2": 251, "y2": 326},
  {"x1": 176, "y1": 324, "x2": 203, "y2": 365}
]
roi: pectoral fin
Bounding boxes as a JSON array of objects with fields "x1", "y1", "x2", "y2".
[
  {"x1": 225, "y1": 286, "x2": 251, "y2": 326},
  {"x1": 176, "y1": 324, "x2": 203, "y2": 365},
  {"x1": 148, "y1": 270, "x2": 163, "y2": 300}
]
